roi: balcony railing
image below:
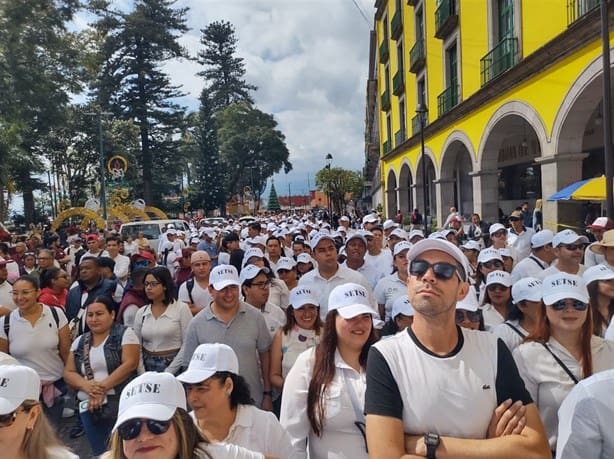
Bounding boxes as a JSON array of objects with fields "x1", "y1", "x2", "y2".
[
  {"x1": 409, "y1": 39, "x2": 426, "y2": 73},
  {"x1": 480, "y1": 37, "x2": 519, "y2": 86},
  {"x1": 411, "y1": 113, "x2": 428, "y2": 136},
  {"x1": 435, "y1": 0, "x2": 458, "y2": 39},
  {"x1": 391, "y1": 10, "x2": 403, "y2": 40},
  {"x1": 437, "y1": 85, "x2": 459, "y2": 117},
  {"x1": 394, "y1": 128, "x2": 406, "y2": 147},
  {"x1": 567, "y1": 0, "x2": 600, "y2": 26},
  {"x1": 383, "y1": 140, "x2": 391, "y2": 155},
  {"x1": 379, "y1": 40, "x2": 389, "y2": 63},
  {"x1": 381, "y1": 89, "x2": 391, "y2": 111},
  {"x1": 392, "y1": 71, "x2": 404, "y2": 95}
]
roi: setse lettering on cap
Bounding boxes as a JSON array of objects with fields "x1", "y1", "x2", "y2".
[
  {"x1": 218, "y1": 268, "x2": 235, "y2": 276},
  {"x1": 344, "y1": 289, "x2": 366, "y2": 298},
  {"x1": 550, "y1": 278, "x2": 577, "y2": 288},
  {"x1": 124, "y1": 383, "x2": 161, "y2": 398},
  {"x1": 192, "y1": 352, "x2": 208, "y2": 362},
  {"x1": 526, "y1": 280, "x2": 541, "y2": 288},
  {"x1": 295, "y1": 288, "x2": 311, "y2": 296},
  {"x1": 0, "y1": 378, "x2": 8, "y2": 388}
]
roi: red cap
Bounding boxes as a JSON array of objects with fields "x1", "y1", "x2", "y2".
[
  {"x1": 85, "y1": 234, "x2": 99, "y2": 242},
  {"x1": 131, "y1": 251, "x2": 155, "y2": 263}
]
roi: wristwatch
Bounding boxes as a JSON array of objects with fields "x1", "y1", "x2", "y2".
[{"x1": 424, "y1": 432, "x2": 440, "y2": 459}]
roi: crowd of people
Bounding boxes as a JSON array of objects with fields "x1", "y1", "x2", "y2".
[{"x1": 0, "y1": 207, "x2": 613, "y2": 458}]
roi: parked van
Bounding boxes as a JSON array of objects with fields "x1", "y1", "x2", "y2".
[{"x1": 119, "y1": 219, "x2": 190, "y2": 253}]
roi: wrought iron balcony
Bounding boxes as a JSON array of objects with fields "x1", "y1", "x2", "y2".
[
  {"x1": 381, "y1": 89, "x2": 391, "y2": 111},
  {"x1": 409, "y1": 39, "x2": 426, "y2": 73},
  {"x1": 435, "y1": 0, "x2": 458, "y2": 39},
  {"x1": 567, "y1": 0, "x2": 600, "y2": 26},
  {"x1": 391, "y1": 9, "x2": 403, "y2": 40},
  {"x1": 480, "y1": 37, "x2": 519, "y2": 86},
  {"x1": 395, "y1": 128, "x2": 406, "y2": 147},
  {"x1": 379, "y1": 40, "x2": 389, "y2": 63},
  {"x1": 383, "y1": 140, "x2": 391, "y2": 155},
  {"x1": 392, "y1": 71, "x2": 404, "y2": 96},
  {"x1": 437, "y1": 85, "x2": 459, "y2": 117},
  {"x1": 411, "y1": 114, "x2": 428, "y2": 136}
]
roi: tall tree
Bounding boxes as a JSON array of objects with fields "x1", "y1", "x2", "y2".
[
  {"x1": 316, "y1": 167, "x2": 364, "y2": 216},
  {"x1": 217, "y1": 102, "x2": 292, "y2": 202},
  {"x1": 198, "y1": 20, "x2": 257, "y2": 112},
  {"x1": 91, "y1": 0, "x2": 189, "y2": 205}
]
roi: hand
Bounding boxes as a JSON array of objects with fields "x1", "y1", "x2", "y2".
[
  {"x1": 87, "y1": 394, "x2": 105, "y2": 412},
  {"x1": 404, "y1": 435, "x2": 427, "y2": 457},
  {"x1": 261, "y1": 395, "x2": 273, "y2": 412},
  {"x1": 82, "y1": 379, "x2": 105, "y2": 398},
  {"x1": 487, "y1": 399, "x2": 526, "y2": 438}
]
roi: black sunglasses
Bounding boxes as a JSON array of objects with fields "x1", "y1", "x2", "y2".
[
  {"x1": 549, "y1": 299, "x2": 588, "y2": 311},
  {"x1": 410, "y1": 260, "x2": 462, "y2": 281},
  {"x1": 561, "y1": 244, "x2": 586, "y2": 251},
  {"x1": 455, "y1": 310, "x2": 481, "y2": 323},
  {"x1": 0, "y1": 409, "x2": 19, "y2": 428},
  {"x1": 117, "y1": 418, "x2": 172, "y2": 441},
  {"x1": 482, "y1": 260, "x2": 504, "y2": 269}
]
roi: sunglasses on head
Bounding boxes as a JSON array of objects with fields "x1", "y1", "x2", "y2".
[
  {"x1": 482, "y1": 260, "x2": 503, "y2": 269},
  {"x1": 117, "y1": 418, "x2": 172, "y2": 441},
  {"x1": 409, "y1": 260, "x2": 462, "y2": 281},
  {"x1": 549, "y1": 299, "x2": 588, "y2": 311},
  {"x1": 455, "y1": 310, "x2": 481, "y2": 323},
  {"x1": 561, "y1": 243, "x2": 585, "y2": 251}
]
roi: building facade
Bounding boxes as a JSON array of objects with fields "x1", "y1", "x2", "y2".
[{"x1": 368, "y1": 0, "x2": 613, "y2": 230}]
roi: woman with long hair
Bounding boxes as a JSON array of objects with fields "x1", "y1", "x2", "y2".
[
  {"x1": 134, "y1": 267, "x2": 192, "y2": 374},
  {"x1": 0, "y1": 275, "x2": 70, "y2": 426},
  {"x1": 280, "y1": 283, "x2": 378, "y2": 459},
  {"x1": 64, "y1": 296, "x2": 140, "y2": 456},
  {"x1": 38, "y1": 267, "x2": 70, "y2": 310},
  {"x1": 0, "y1": 365, "x2": 77, "y2": 459},
  {"x1": 480, "y1": 270, "x2": 513, "y2": 332},
  {"x1": 474, "y1": 247, "x2": 505, "y2": 300},
  {"x1": 494, "y1": 277, "x2": 542, "y2": 351},
  {"x1": 583, "y1": 264, "x2": 614, "y2": 337},
  {"x1": 103, "y1": 372, "x2": 267, "y2": 459},
  {"x1": 513, "y1": 272, "x2": 614, "y2": 453},
  {"x1": 178, "y1": 344, "x2": 296, "y2": 459},
  {"x1": 373, "y1": 241, "x2": 411, "y2": 321}
]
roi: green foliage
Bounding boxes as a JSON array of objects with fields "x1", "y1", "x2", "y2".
[
  {"x1": 315, "y1": 167, "x2": 364, "y2": 216},
  {"x1": 267, "y1": 181, "x2": 281, "y2": 212}
]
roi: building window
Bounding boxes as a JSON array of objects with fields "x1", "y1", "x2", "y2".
[
  {"x1": 397, "y1": 42, "x2": 404, "y2": 74},
  {"x1": 386, "y1": 113, "x2": 392, "y2": 150},
  {"x1": 397, "y1": 97, "x2": 406, "y2": 146},
  {"x1": 497, "y1": 0, "x2": 514, "y2": 40},
  {"x1": 445, "y1": 41, "x2": 458, "y2": 90},
  {"x1": 415, "y1": 6, "x2": 425, "y2": 42},
  {"x1": 417, "y1": 77, "x2": 426, "y2": 107}
]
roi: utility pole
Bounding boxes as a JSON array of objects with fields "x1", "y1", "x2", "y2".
[
  {"x1": 85, "y1": 111, "x2": 113, "y2": 228},
  {"x1": 601, "y1": 0, "x2": 613, "y2": 218}
]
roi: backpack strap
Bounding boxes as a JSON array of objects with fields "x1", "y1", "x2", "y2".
[
  {"x1": 505, "y1": 321, "x2": 526, "y2": 339},
  {"x1": 540, "y1": 342, "x2": 579, "y2": 384},
  {"x1": 186, "y1": 278, "x2": 195, "y2": 305},
  {"x1": 3, "y1": 314, "x2": 9, "y2": 354},
  {"x1": 49, "y1": 306, "x2": 60, "y2": 329}
]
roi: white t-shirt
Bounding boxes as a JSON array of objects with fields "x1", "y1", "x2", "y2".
[
  {"x1": 511, "y1": 255, "x2": 549, "y2": 283},
  {"x1": 112, "y1": 253, "x2": 130, "y2": 282},
  {"x1": 493, "y1": 320, "x2": 528, "y2": 352},
  {"x1": 341, "y1": 261, "x2": 384, "y2": 291},
  {"x1": 0, "y1": 305, "x2": 68, "y2": 381},
  {"x1": 259, "y1": 302, "x2": 286, "y2": 337},
  {"x1": 537, "y1": 263, "x2": 587, "y2": 280},
  {"x1": 364, "y1": 249, "x2": 393, "y2": 278},
  {"x1": 200, "y1": 442, "x2": 264, "y2": 459},
  {"x1": 71, "y1": 327, "x2": 139, "y2": 400},
  {"x1": 178, "y1": 279, "x2": 213, "y2": 311},
  {"x1": 480, "y1": 303, "x2": 505, "y2": 332}
]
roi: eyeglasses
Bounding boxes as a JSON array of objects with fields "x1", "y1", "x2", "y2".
[
  {"x1": 143, "y1": 281, "x2": 161, "y2": 288},
  {"x1": 487, "y1": 284, "x2": 509, "y2": 292},
  {"x1": 250, "y1": 281, "x2": 271, "y2": 289},
  {"x1": 492, "y1": 230, "x2": 507, "y2": 238},
  {"x1": 481, "y1": 260, "x2": 504, "y2": 269},
  {"x1": 117, "y1": 418, "x2": 172, "y2": 441},
  {"x1": 549, "y1": 299, "x2": 588, "y2": 311},
  {"x1": 561, "y1": 244, "x2": 586, "y2": 252},
  {"x1": 409, "y1": 260, "x2": 462, "y2": 281},
  {"x1": 11, "y1": 289, "x2": 36, "y2": 296},
  {"x1": 0, "y1": 409, "x2": 19, "y2": 428},
  {"x1": 455, "y1": 310, "x2": 481, "y2": 323}
]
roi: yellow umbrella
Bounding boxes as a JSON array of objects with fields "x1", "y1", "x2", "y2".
[{"x1": 571, "y1": 175, "x2": 611, "y2": 201}]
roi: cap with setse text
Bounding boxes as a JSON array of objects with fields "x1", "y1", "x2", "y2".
[
  {"x1": 289, "y1": 286, "x2": 319, "y2": 309},
  {"x1": 177, "y1": 343, "x2": 239, "y2": 385},
  {"x1": 512, "y1": 277, "x2": 542, "y2": 304},
  {"x1": 209, "y1": 265, "x2": 240, "y2": 291},
  {"x1": 552, "y1": 229, "x2": 589, "y2": 248},
  {"x1": 0, "y1": 365, "x2": 40, "y2": 415},
  {"x1": 327, "y1": 283, "x2": 378, "y2": 319},
  {"x1": 486, "y1": 270, "x2": 512, "y2": 288},
  {"x1": 582, "y1": 264, "x2": 614, "y2": 286},
  {"x1": 391, "y1": 295, "x2": 414, "y2": 318},
  {"x1": 276, "y1": 257, "x2": 296, "y2": 272},
  {"x1": 531, "y1": 230, "x2": 554, "y2": 249},
  {"x1": 542, "y1": 272, "x2": 589, "y2": 305}
]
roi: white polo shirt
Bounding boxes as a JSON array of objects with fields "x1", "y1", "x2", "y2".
[
  {"x1": 507, "y1": 227, "x2": 536, "y2": 261},
  {"x1": 480, "y1": 303, "x2": 506, "y2": 332},
  {"x1": 511, "y1": 255, "x2": 549, "y2": 283},
  {"x1": 537, "y1": 262, "x2": 587, "y2": 280},
  {"x1": 0, "y1": 305, "x2": 68, "y2": 381},
  {"x1": 133, "y1": 300, "x2": 192, "y2": 374},
  {"x1": 364, "y1": 249, "x2": 393, "y2": 278},
  {"x1": 280, "y1": 348, "x2": 368, "y2": 459},
  {"x1": 556, "y1": 368, "x2": 614, "y2": 459},
  {"x1": 513, "y1": 336, "x2": 614, "y2": 450},
  {"x1": 191, "y1": 404, "x2": 299, "y2": 459},
  {"x1": 111, "y1": 253, "x2": 130, "y2": 282},
  {"x1": 341, "y1": 261, "x2": 385, "y2": 291},
  {"x1": 373, "y1": 274, "x2": 407, "y2": 321}
]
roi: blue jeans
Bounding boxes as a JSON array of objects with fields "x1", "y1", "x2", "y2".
[
  {"x1": 80, "y1": 398, "x2": 118, "y2": 456},
  {"x1": 143, "y1": 352, "x2": 177, "y2": 373}
]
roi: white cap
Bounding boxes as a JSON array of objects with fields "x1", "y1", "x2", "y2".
[
  {"x1": 266, "y1": 222, "x2": 277, "y2": 231},
  {"x1": 489, "y1": 223, "x2": 506, "y2": 235},
  {"x1": 0, "y1": 365, "x2": 40, "y2": 415},
  {"x1": 346, "y1": 231, "x2": 367, "y2": 246},
  {"x1": 393, "y1": 241, "x2": 412, "y2": 257},
  {"x1": 542, "y1": 272, "x2": 589, "y2": 305},
  {"x1": 166, "y1": 228, "x2": 177, "y2": 235},
  {"x1": 498, "y1": 248, "x2": 513, "y2": 259},
  {"x1": 408, "y1": 229, "x2": 425, "y2": 241},
  {"x1": 406, "y1": 239, "x2": 469, "y2": 282},
  {"x1": 327, "y1": 283, "x2": 378, "y2": 319},
  {"x1": 589, "y1": 217, "x2": 609, "y2": 229},
  {"x1": 239, "y1": 264, "x2": 269, "y2": 285},
  {"x1": 583, "y1": 264, "x2": 614, "y2": 286},
  {"x1": 177, "y1": 344, "x2": 239, "y2": 384},
  {"x1": 113, "y1": 372, "x2": 186, "y2": 431},
  {"x1": 209, "y1": 265, "x2": 240, "y2": 291},
  {"x1": 391, "y1": 295, "x2": 414, "y2": 318},
  {"x1": 247, "y1": 235, "x2": 267, "y2": 247},
  {"x1": 362, "y1": 213, "x2": 378, "y2": 224},
  {"x1": 190, "y1": 237, "x2": 200, "y2": 245},
  {"x1": 340, "y1": 216, "x2": 350, "y2": 222},
  {"x1": 310, "y1": 232, "x2": 336, "y2": 249},
  {"x1": 336, "y1": 226, "x2": 347, "y2": 234},
  {"x1": 552, "y1": 229, "x2": 589, "y2": 248},
  {"x1": 456, "y1": 286, "x2": 479, "y2": 311},
  {"x1": 242, "y1": 247, "x2": 265, "y2": 267},
  {"x1": 383, "y1": 219, "x2": 398, "y2": 231},
  {"x1": 296, "y1": 253, "x2": 313, "y2": 265},
  {"x1": 477, "y1": 248, "x2": 503, "y2": 264},
  {"x1": 460, "y1": 240, "x2": 480, "y2": 252},
  {"x1": 531, "y1": 230, "x2": 554, "y2": 249},
  {"x1": 486, "y1": 270, "x2": 512, "y2": 288},
  {"x1": 440, "y1": 229, "x2": 457, "y2": 238},
  {"x1": 389, "y1": 228, "x2": 408, "y2": 240},
  {"x1": 512, "y1": 277, "x2": 543, "y2": 303},
  {"x1": 289, "y1": 286, "x2": 319, "y2": 309},
  {"x1": 276, "y1": 257, "x2": 296, "y2": 272},
  {"x1": 427, "y1": 232, "x2": 447, "y2": 240}
]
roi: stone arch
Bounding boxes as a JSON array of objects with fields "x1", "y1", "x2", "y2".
[
  {"x1": 398, "y1": 159, "x2": 413, "y2": 216},
  {"x1": 439, "y1": 131, "x2": 475, "y2": 219},
  {"x1": 386, "y1": 168, "x2": 398, "y2": 218}
]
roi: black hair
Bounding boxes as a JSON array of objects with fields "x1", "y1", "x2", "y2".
[
  {"x1": 266, "y1": 236, "x2": 280, "y2": 246},
  {"x1": 209, "y1": 371, "x2": 254, "y2": 408},
  {"x1": 97, "y1": 256, "x2": 116, "y2": 271},
  {"x1": 14, "y1": 274, "x2": 40, "y2": 290},
  {"x1": 105, "y1": 235, "x2": 120, "y2": 244},
  {"x1": 248, "y1": 222, "x2": 261, "y2": 232},
  {"x1": 39, "y1": 267, "x2": 61, "y2": 290},
  {"x1": 144, "y1": 266, "x2": 177, "y2": 305},
  {"x1": 88, "y1": 295, "x2": 118, "y2": 315}
]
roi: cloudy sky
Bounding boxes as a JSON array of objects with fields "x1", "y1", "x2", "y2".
[{"x1": 169, "y1": 0, "x2": 375, "y2": 199}]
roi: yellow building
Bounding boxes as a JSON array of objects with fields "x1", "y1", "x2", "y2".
[{"x1": 367, "y1": 0, "x2": 613, "y2": 230}]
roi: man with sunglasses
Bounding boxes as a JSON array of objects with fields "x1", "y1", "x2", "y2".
[
  {"x1": 511, "y1": 230, "x2": 556, "y2": 283},
  {"x1": 507, "y1": 210, "x2": 536, "y2": 262},
  {"x1": 537, "y1": 229, "x2": 589, "y2": 280},
  {"x1": 365, "y1": 238, "x2": 550, "y2": 459}
]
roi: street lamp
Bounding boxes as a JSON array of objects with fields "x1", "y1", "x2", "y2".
[
  {"x1": 85, "y1": 111, "x2": 113, "y2": 228},
  {"x1": 325, "y1": 153, "x2": 333, "y2": 216},
  {"x1": 416, "y1": 104, "x2": 429, "y2": 236}
]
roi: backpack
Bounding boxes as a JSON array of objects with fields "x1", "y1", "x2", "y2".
[{"x1": 185, "y1": 278, "x2": 195, "y2": 304}]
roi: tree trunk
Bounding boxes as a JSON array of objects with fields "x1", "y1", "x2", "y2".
[{"x1": 140, "y1": 121, "x2": 152, "y2": 204}]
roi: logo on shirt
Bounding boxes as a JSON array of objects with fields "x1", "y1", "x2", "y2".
[{"x1": 482, "y1": 384, "x2": 491, "y2": 390}]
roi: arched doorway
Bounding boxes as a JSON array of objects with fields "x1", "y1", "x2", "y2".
[
  {"x1": 398, "y1": 162, "x2": 413, "y2": 217},
  {"x1": 439, "y1": 136, "x2": 474, "y2": 219},
  {"x1": 386, "y1": 169, "x2": 398, "y2": 218},
  {"x1": 415, "y1": 154, "x2": 437, "y2": 226}
]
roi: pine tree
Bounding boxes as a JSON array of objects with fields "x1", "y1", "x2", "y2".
[{"x1": 267, "y1": 180, "x2": 281, "y2": 212}]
